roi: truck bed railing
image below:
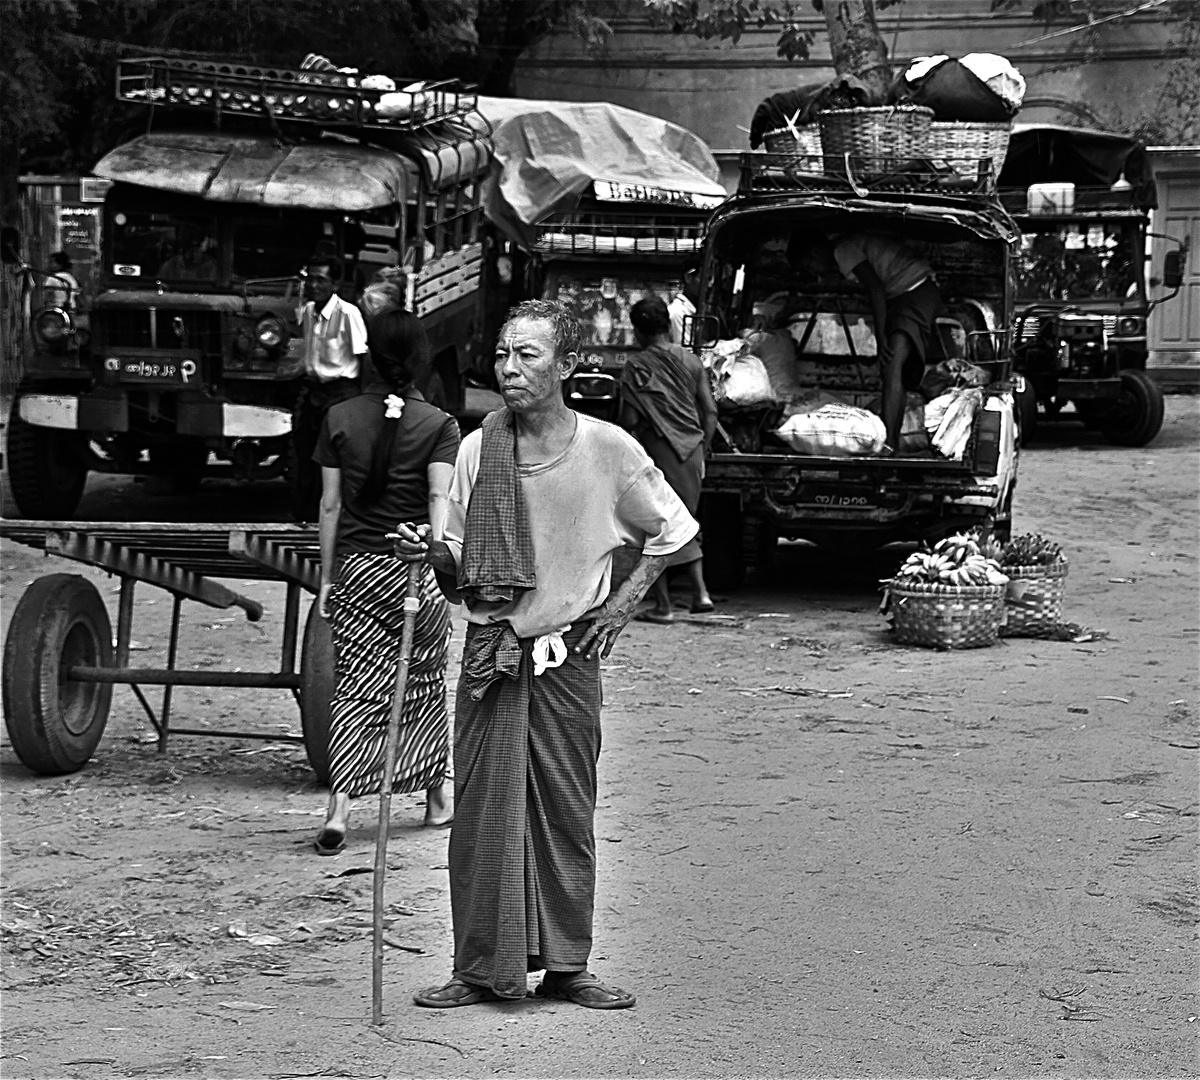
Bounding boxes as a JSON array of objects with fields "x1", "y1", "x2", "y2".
[
  {"x1": 739, "y1": 152, "x2": 999, "y2": 200},
  {"x1": 117, "y1": 56, "x2": 477, "y2": 133}
]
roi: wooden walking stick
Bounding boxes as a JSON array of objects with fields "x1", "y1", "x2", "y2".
[{"x1": 371, "y1": 550, "x2": 423, "y2": 1027}]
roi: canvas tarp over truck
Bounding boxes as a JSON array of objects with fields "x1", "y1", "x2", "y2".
[{"x1": 472, "y1": 98, "x2": 725, "y2": 246}]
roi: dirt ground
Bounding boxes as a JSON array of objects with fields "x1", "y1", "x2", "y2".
[{"x1": 1, "y1": 398, "x2": 1197, "y2": 1080}]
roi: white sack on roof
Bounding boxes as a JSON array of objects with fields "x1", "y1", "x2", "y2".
[
  {"x1": 474, "y1": 97, "x2": 724, "y2": 246},
  {"x1": 959, "y1": 53, "x2": 1026, "y2": 110}
]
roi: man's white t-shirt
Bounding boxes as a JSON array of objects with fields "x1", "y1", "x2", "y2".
[
  {"x1": 443, "y1": 412, "x2": 698, "y2": 639},
  {"x1": 300, "y1": 294, "x2": 368, "y2": 381}
]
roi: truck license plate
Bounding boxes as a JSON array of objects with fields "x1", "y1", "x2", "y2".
[
  {"x1": 111, "y1": 357, "x2": 197, "y2": 385},
  {"x1": 789, "y1": 484, "x2": 890, "y2": 509}
]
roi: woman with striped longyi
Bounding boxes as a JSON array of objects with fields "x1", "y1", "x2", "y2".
[{"x1": 312, "y1": 306, "x2": 461, "y2": 854}]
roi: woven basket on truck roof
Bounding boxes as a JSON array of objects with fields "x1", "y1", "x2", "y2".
[
  {"x1": 888, "y1": 579, "x2": 1006, "y2": 650},
  {"x1": 762, "y1": 125, "x2": 823, "y2": 173},
  {"x1": 1000, "y1": 560, "x2": 1067, "y2": 638},
  {"x1": 928, "y1": 121, "x2": 1012, "y2": 178},
  {"x1": 818, "y1": 105, "x2": 934, "y2": 179}
]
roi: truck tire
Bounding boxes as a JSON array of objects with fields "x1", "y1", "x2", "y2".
[
  {"x1": 299, "y1": 601, "x2": 335, "y2": 786},
  {"x1": 2, "y1": 574, "x2": 113, "y2": 775},
  {"x1": 148, "y1": 439, "x2": 208, "y2": 494},
  {"x1": 744, "y1": 515, "x2": 777, "y2": 577},
  {"x1": 1015, "y1": 379, "x2": 1038, "y2": 444},
  {"x1": 287, "y1": 437, "x2": 320, "y2": 523},
  {"x1": 700, "y1": 493, "x2": 746, "y2": 592},
  {"x1": 5, "y1": 410, "x2": 88, "y2": 519},
  {"x1": 1100, "y1": 369, "x2": 1164, "y2": 447}
]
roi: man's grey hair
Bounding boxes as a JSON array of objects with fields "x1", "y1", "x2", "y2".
[
  {"x1": 502, "y1": 299, "x2": 581, "y2": 359},
  {"x1": 360, "y1": 279, "x2": 404, "y2": 319}
]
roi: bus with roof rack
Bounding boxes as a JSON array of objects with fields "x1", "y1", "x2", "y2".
[
  {"x1": 7, "y1": 55, "x2": 492, "y2": 520},
  {"x1": 474, "y1": 98, "x2": 726, "y2": 422}
]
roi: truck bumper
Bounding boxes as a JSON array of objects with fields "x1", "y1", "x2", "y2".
[
  {"x1": 17, "y1": 394, "x2": 291, "y2": 439},
  {"x1": 1057, "y1": 379, "x2": 1122, "y2": 400}
]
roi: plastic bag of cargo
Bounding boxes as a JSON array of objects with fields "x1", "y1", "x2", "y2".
[
  {"x1": 865, "y1": 392, "x2": 928, "y2": 453},
  {"x1": 744, "y1": 330, "x2": 802, "y2": 401},
  {"x1": 925, "y1": 387, "x2": 982, "y2": 460},
  {"x1": 775, "y1": 404, "x2": 887, "y2": 456},
  {"x1": 718, "y1": 354, "x2": 775, "y2": 407}
]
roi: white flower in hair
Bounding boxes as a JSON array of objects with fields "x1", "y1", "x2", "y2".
[{"x1": 384, "y1": 394, "x2": 405, "y2": 420}]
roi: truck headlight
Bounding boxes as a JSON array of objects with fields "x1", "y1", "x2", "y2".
[
  {"x1": 34, "y1": 308, "x2": 74, "y2": 344},
  {"x1": 1115, "y1": 316, "x2": 1143, "y2": 336},
  {"x1": 255, "y1": 314, "x2": 287, "y2": 349}
]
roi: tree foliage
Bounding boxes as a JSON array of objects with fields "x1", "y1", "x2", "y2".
[{"x1": 0, "y1": 0, "x2": 613, "y2": 221}]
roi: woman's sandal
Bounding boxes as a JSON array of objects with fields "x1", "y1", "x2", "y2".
[
  {"x1": 534, "y1": 971, "x2": 636, "y2": 1010},
  {"x1": 412, "y1": 977, "x2": 500, "y2": 1008}
]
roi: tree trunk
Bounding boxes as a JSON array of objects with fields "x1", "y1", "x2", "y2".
[{"x1": 820, "y1": 0, "x2": 892, "y2": 105}]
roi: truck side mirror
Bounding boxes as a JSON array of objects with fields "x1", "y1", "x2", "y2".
[{"x1": 1163, "y1": 250, "x2": 1183, "y2": 290}]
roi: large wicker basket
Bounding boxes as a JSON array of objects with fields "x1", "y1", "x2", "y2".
[
  {"x1": 818, "y1": 105, "x2": 934, "y2": 178},
  {"x1": 1001, "y1": 560, "x2": 1068, "y2": 637},
  {"x1": 928, "y1": 121, "x2": 1012, "y2": 178},
  {"x1": 763, "y1": 125, "x2": 823, "y2": 172},
  {"x1": 889, "y1": 579, "x2": 1007, "y2": 650}
]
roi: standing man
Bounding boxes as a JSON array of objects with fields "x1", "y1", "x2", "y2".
[
  {"x1": 396, "y1": 299, "x2": 697, "y2": 1010},
  {"x1": 620, "y1": 295, "x2": 717, "y2": 621},
  {"x1": 293, "y1": 256, "x2": 368, "y2": 520},
  {"x1": 790, "y1": 233, "x2": 939, "y2": 453}
]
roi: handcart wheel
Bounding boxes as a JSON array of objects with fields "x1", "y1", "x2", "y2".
[
  {"x1": 299, "y1": 601, "x2": 335, "y2": 786},
  {"x1": 2, "y1": 574, "x2": 113, "y2": 775}
]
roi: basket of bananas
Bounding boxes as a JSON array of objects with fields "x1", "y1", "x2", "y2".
[
  {"x1": 884, "y1": 533, "x2": 1009, "y2": 649},
  {"x1": 988, "y1": 533, "x2": 1068, "y2": 637}
]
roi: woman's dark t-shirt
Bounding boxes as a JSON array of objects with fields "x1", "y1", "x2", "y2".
[{"x1": 314, "y1": 390, "x2": 460, "y2": 554}]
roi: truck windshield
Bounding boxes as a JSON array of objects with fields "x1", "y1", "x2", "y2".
[
  {"x1": 110, "y1": 209, "x2": 219, "y2": 284},
  {"x1": 551, "y1": 270, "x2": 683, "y2": 348},
  {"x1": 232, "y1": 213, "x2": 334, "y2": 286},
  {"x1": 1016, "y1": 221, "x2": 1138, "y2": 301}
]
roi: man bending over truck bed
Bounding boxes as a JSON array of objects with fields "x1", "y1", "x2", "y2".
[{"x1": 791, "y1": 233, "x2": 940, "y2": 453}]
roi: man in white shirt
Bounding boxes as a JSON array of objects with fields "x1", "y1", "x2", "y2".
[
  {"x1": 396, "y1": 300, "x2": 696, "y2": 1012},
  {"x1": 292, "y1": 257, "x2": 368, "y2": 520}
]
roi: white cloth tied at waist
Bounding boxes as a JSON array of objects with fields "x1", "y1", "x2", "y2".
[{"x1": 532, "y1": 625, "x2": 572, "y2": 677}]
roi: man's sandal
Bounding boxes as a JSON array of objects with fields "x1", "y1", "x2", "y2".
[
  {"x1": 535, "y1": 971, "x2": 636, "y2": 1009},
  {"x1": 412, "y1": 978, "x2": 500, "y2": 1008}
]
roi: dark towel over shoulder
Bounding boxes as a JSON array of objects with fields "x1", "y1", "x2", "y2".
[{"x1": 458, "y1": 409, "x2": 536, "y2": 604}]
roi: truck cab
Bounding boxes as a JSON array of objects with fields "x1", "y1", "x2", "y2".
[
  {"x1": 8, "y1": 56, "x2": 490, "y2": 519},
  {"x1": 999, "y1": 124, "x2": 1188, "y2": 446},
  {"x1": 694, "y1": 154, "x2": 1021, "y2": 590}
]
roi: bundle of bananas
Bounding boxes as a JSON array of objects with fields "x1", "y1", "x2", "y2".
[
  {"x1": 892, "y1": 532, "x2": 1009, "y2": 587},
  {"x1": 995, "y1": 533, "x2": 1065, "y2": 568}
]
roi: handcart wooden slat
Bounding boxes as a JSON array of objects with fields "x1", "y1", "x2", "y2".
[{"x1": 0, "y1": 521, "x2": 334, "y2": 780}]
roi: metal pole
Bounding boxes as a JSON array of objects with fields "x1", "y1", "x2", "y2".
[
  {"x1": 372, "y1": 562, "x2": 422, "y2": 1027},
  {"x1": 158, "y1": 592, "x2": 183, "y2": 753}
]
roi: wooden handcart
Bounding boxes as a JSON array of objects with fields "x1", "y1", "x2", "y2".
[{"x1": 0, "y1": 521, "x2": 335, "y2": 780}]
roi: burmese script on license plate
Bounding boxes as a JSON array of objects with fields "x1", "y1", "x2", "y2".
[
  {"x1": 107, "y1": 357, "x2": 197, "y2": 384},
  {"x1": 791, "y1": 485, "x2": 886, "y2": 508}
]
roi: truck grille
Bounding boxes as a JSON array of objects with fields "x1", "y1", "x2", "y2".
[{"x1": 93, "y1": 309, "x2": 224, "y2": 354}]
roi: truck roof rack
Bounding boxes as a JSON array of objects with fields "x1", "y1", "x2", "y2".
[
  {"x1": 738, "y1": 152, "x2": 1000, "y2": 201},
  {"x1": 534, "y1": 210, "x2": 705, "y2": 257},
  {"x1": 117, "y1": 56, "x2": 478, "y2": 133},
  {"x1": 999, "y1": 187, "x2": 1147, "y2": 215}
]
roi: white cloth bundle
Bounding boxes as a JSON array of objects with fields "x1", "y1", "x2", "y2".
[
  {"x1": 775, "y1": 404, "x2": 887, "y2": 457},
  {"x1": 925, "y1": 387, "x2": 982, "y2": 460}
]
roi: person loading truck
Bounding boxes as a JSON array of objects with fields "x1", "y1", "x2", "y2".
[{"x1": 791, "y1": 233, "x2": 941, "y2": 453}]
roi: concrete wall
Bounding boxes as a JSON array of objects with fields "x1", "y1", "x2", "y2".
[{"x1": 514, "y1": 1, "x2": 1185, "y2": 152}]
